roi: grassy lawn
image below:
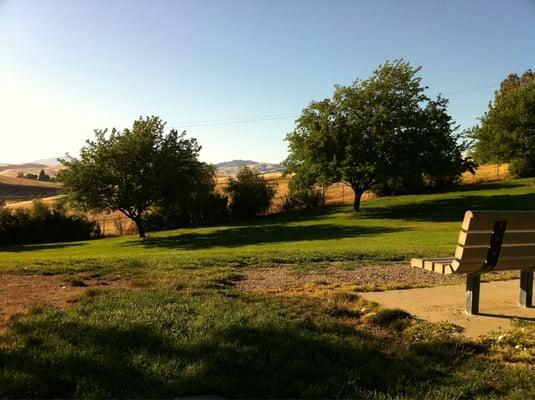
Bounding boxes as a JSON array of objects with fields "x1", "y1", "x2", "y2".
[
  {"x1": 0, "y1": 178, "x2": 534, "y2": 398},
  {"x1": 2, "y1": 178, "x2": 535, "y2": 273}
]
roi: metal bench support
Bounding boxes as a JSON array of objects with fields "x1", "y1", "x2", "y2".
[
  {"x1": 520, "y1": 271, "x2": 533, "y2": 308},
  {"x1": 465, "y1": 273, "x2": 481, "y2": 315}
]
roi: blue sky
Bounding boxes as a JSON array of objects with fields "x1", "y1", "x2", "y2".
[{"x1": 1, "y1": 0, "x2": 534, "y2": 164}]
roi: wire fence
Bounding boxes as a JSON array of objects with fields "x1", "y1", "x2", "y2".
[{"x1": 461, "y1": 163, "x2": 510, "y2": 183}]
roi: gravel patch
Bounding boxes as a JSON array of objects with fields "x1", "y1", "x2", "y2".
[{"x1": 237, "y1": 263, "x2": 517, "y2": 293}]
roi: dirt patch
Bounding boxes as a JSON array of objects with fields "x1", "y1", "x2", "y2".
[
  {"x1": 237, "y1": 263, "x2": 518, "y2": 294},
  {"x1": 0, "y1": 274, "x2": 131, "y2": 330},
  {"x1": 237, "y1": 264, "x2": 463, "y2": 293}
]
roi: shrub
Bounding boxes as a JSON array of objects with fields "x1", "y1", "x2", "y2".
[
  {"x1": 510, "y1": 158, "x2": 535, "y2": 178},
  {"x1": 225, "y1": 167, "x2": 276, "y2": 219},
  {"x1": 363, "y1": 308, "x2": 412, "y2": 331},
  {"x1": 145, "y1": 192, "x2": 229, "y2": 231},
  {"x1": 284, "y1": 187, "x2": 323, "y2": 211},
  {"x1": 0, "y1": 200, "x2": 99, "y2": 245}
]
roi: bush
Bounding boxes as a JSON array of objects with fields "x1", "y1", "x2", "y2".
[
  {"x1": 510, "y1": 158, "x2": 535, "y2": 178},
  {"x1": 0, "y1": 200, "x2": 99, "y2": 245},
  {"x1": 284, "y1": 186, "x2": 324, "y2": 211},
  {"x1": 225, "y1": 167, "x2": 276, "y2": 219},
  {"x1": 145, "y1": 192, "x2": 229, "y2": 231}
]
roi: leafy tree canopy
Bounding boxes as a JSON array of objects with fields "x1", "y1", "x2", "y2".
[
  {"x1": 225, "y1": 166, "x2": 276, "y2": 219},
  {"x1": 284, "y1": 59, "x2": 472, "y2": 211},
  {"x1": 58, "y1": 116, "x2": 210, "y2": 237},
  {"x1": 471, "y1": 70, "x2": 535, "y2": 177}
]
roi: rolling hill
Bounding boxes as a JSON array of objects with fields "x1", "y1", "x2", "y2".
[
  {"x1": 214, "y1": 159, "x2": 284, "y2": 175},
  {"x1": 0, "y1": 174, "x2": 61, "y2": 202},
  {"x1": 0, "y1": 159, "x2": 63, "y2": 179}
]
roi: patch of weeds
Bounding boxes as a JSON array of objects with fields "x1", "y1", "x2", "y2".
[
  {"x1": 203, "y1": 271, "x2": 244, "y2": 290},
  {"x1": 483, "y1": 320, "x2": 535, "y2": 365},
  {"x1": 64, "y1": 276, "x2": 88, "y2": 287},
  {"x1": 362, "y1": 308, "x2": 412, "y2": 331},
  {"x1": 27, "y1": 304, "x2": 46, "y2": 316},
  {"x1": 130, "y1": 278, "x2": 152, "y2": 288},
  {"x1": 68, "y1": 288, "x2": 100, "y2": 304},
  {"x1": 171, "y1": 282, "x2": 186, "y2": 291}
]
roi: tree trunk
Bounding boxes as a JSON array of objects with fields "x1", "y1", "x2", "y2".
[
  {"x1": 133, "y1": 217, "x2": 146, "y2": 238},
  {"x1": 352, "y1": 189, "x2": 363, "y2": 212}
]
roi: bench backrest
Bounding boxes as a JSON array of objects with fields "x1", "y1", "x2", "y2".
[{"x1": 453, "y1": 210, "x2": 535, "y2": 273}]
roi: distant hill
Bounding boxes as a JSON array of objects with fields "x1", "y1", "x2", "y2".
[
  {"x1": 33, "y1": 157, "x2": 61, "y2": 166},
  {"x1": 0, "y1": 161, "x2": 64, "y2": 179},
  {"x1": 215, "y1": 160, "x2": 284, "y2": 176},
  {"x1": 1, "y1": 158, "x2": 284, "y2": 179},
  {"x1": 0, "y1": 174, "x2": 61, "y2": 202},
  {"x1": 0, "y1": 163, "x2": 47, "y2": 173}
]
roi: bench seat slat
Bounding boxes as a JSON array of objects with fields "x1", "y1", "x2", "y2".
[
  {"x1": 456, "y1": 244, "x2": 535, "y2": 261},
  {"x1": 462, "y1": 211, "x2": 535, "y2": 231},
  {"x1": 411, "y1": 258, "x2": 455, "y2": 275},
  {"x1": 458, "y1": 231, "x2": 535, "y2": 247}
]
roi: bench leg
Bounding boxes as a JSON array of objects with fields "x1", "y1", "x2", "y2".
[
  {"x1": 520, "y1": 271, "x2": 533, "y2": 308},
  {"x1": 466, "y1": 273, "x2": 481, "y2": 315}
]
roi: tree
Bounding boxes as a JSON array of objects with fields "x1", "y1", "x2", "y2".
[
  {"x1": 284, "y1": 59, "x2": 472, "y2": 211},
  {"x1": 471, "y1": 70, "x2": 535, "y2": 177},
  {"x1": 146, "y1": 163, "x2": 229, "y2": 229},
  {"x1": 225, "y1": 166, "x2": 276, "y2": 219},
  {"x1": 58, "y1": 116, "x2": 209, "y2": 238},
  {"x1": 38, "y1": 169, "x2": 50, "y2": 181}
]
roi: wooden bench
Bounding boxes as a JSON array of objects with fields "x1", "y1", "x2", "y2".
[{"x1": 411, "y1": 211, "x2": 535, "y2": 315}]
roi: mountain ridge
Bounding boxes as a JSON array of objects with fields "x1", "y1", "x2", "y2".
[
  {"x1": 213, "y1": 159, "x2": 284, "y2": 176},
  {"x1": 1, "y1": 158, "x2": 284, "y2": 177}
]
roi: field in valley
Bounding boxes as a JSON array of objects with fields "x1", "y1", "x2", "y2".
[
  {"x1": 0, "y1": 178, "x2": 534, "y2": 398},
  {"x1": 0, "y1": 174, "x2": 60, "y2": 203},
  {"x1": 2, "y1": 163, "x2": 511, "y2": 237}
]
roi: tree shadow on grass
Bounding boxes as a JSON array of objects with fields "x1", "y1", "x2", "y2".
[
  {"x1": 130, "y1": 224, "x2": 406, "y2": 250},
  {"x1": 0, "y1": 299, "x2": 495, "y2": 398},
  {"x1": 413, "y1": 180, "x2": 526, "y2": 195},
  {"x1": 0, "y1": 242, "x2": 84, "y2": 253},
  {"x1": 362, "y1": 193, "x2": 535, "y2": 223}
]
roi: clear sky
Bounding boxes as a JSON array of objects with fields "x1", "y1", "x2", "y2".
[{"x1": 1, "y1": 0, "x2": 534, "y2": 164}]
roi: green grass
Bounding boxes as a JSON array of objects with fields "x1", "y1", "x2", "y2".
[
  {"x1": 1, "y1": 276, "x2": 534, "y2": 398},
  {"x1": 1, "y1": 178, "x2": 535, "y2": 398},
  {"x1": 2, "y1": 178, "x2": 535, "y2": 274}
]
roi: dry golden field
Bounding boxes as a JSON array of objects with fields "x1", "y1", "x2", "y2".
[
  {"x1": 3, "y1": 163, "x2": 512, "y2": 236},
  {"x1": 0, "y1": 165, "x2": 64, "y2": 179},
  {"x1": 0, "y1": 175, "x2": 60, "y2": 203}
]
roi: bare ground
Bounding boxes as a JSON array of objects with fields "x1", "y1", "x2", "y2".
[
  {"x1": 237, "y1": 263, "x2": 518, "y2": 292},
  {"x1": 236, "y1": 263, "x2": 527, "y2": 337},
  {"x1": 0, "y1": 274, "x2": 131, "y2": 330},
  {"x1": 237, "y1": 263, "x2": 518, "y2": 294}
]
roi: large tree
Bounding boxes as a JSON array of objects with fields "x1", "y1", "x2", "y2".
[
  {"x1": 58, "y1": 116, "x2": 210, "y2": 238},
  {"x1": 471, "y1": 70, "x2": 535, "y2": 177},
  {"x1": 284, "y1": 60, "x2": 472, "y2": 212}
]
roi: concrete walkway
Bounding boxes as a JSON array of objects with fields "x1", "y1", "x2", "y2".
[{"x1": 360, "y1": 279, "x2": 535, "y2": 337}]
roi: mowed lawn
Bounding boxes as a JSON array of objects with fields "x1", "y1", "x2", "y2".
[
  {"x1": 3, "y1": 178, "x2": 535, "y2": 272},
  {"x1": 0, "y1": 179, "x2": 534, "y2": 398}
]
